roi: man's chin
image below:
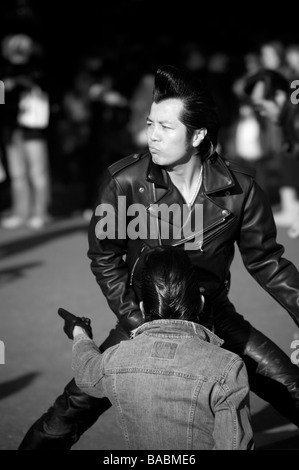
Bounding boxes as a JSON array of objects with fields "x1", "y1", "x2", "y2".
[{"x1": 151, "y1": 155, "x2": 163, "y2": 166}]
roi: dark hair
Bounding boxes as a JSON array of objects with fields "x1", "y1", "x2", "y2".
[
  {"x1": 141, "y1": 246, "x2": 204, "y2": 322},
  {"x1": 244, "y1": 69, "x2": 289, "y2": 100},
  {"x1": 153, "y1": 64, "x2": 220, "y2": 159}
]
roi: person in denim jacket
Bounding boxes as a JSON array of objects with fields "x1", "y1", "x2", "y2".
[{"x1": 61, "y1": 246, "x2": 254, "y2": 450}]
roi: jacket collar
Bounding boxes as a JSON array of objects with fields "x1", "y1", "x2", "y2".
[
  {"x1": 203, "y1": 153, "x2": 235, "y2": 194},
  {"x1": 146, "y1": 152, "x2": 235, "y2": 194},
  {"x1": 131, "y1": 319, "x2": 224, "y2": 347}
]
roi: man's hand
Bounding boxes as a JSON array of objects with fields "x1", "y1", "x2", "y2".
[{"x1": 58, "y1": 308, "x2": 93, "y2": 340}]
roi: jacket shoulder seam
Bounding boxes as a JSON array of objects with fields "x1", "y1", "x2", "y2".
[
  {"x1": 224, "y1": 159, "x2": 256, "y2": 178},
  {"x1": 108, "y1": 153, "x2": 142, "y2": 177}
]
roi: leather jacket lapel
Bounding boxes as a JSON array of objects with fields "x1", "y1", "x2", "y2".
[{"x1": 203, "y1": 154, "x2": 235, "y2": 194}]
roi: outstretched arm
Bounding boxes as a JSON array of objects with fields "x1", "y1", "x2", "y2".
[
  {"x1": 71, "y1": 327, "x2": 107, "y2": 399},
  {"x1": 57, "y1": 308, "x2": 105, "y2": 397}
]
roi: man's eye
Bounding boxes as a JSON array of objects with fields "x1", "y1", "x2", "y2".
[{"x1": 146, "y1": 121, "x2": 152, "y2": 126}]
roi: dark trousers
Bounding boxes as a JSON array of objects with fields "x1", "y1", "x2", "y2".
[{"x1": 18, "y1": 300, "x2": 299, "y2": 449}]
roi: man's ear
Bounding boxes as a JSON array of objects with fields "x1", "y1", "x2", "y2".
[
  {"x1": 192, "y1": 128, "x2": 207, "y2": 148},
  {"x1": 139, "y1": 301, "x2": 145, "y2": 319}
]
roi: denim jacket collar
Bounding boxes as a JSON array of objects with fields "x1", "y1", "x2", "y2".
[{"x1": 131, "y1": 319, "x2": 224, "y2": 347}]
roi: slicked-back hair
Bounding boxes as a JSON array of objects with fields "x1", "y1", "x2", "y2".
[
  {"x1": 141, "y1": 246, "x2": 204, "y2": 323},
  {"x1": 153, "y1": 64, "x2": 220, "y2": 159}
]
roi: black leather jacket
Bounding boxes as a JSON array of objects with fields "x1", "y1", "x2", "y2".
[{"x1": 88, "y1": 151, "x2": 299, "y2": 332}]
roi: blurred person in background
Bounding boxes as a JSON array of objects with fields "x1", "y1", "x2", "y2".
[
  {"x1": 226, "y1": 95, "x2": 283, "y2": 202},
  {"x1": 241, "y1": 40, "x2": 289, "y2": 202},
  {"x1": 245, "y1": 69, "x2": 299, "y2": 231},
  {"x1": 229, "y1": 51, "x2": 265, "y2": 189},
  {"x1": 59, "y1": 246, "x2": 254, "y2": 450},
  {"x1": 279, "y1": 45, "x2": 299, "y2": 238},
  {"x1": 176, "y1": 40, "x2": 207, "y2": 78},
  {"x1": 0, "y1": 30, "x2": 51, "y2": 230},
  {"x1": 225, "y1": 99, "x2": 265, "y2": 187},
  {"x1": 54, "y1": 51, "x2": 131, "y2": 221},
  {"x1": 54, "y1": 62, "x2": 96, "y2": 215},
  {"x1": 259, "y1": 40, "x2": 290, "y2": 79},
  {"x1": 232, "y1": 51, "x2": 261, "y2": 99},
  {"x1": 82, "y1": 56, "x2": 131, "y2": 221},
  {"x1": 285, "y1": 44, "x2": 299, "y2": 81},
  {"x1": 238, "y1": 41, "x2": 290, "y2": 203},
  {"x1": 19, "y1": 64, "x2": 299, "y2": 450}
]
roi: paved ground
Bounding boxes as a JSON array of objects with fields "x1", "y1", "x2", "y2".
[{"x1": 0, "y1": 212, "x2": 299, "y2": 450}]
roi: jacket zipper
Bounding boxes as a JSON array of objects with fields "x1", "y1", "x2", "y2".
[
  {"x1": 201, "y1": 216, "x2": 236, "y2": 250},
  {"x1": 172, "y1": 215, "x2": 235, "y2": 251}
]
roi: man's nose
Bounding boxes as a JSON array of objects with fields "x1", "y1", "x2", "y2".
[{"x1": 149, "y1": 126, "x2": 160, "y2": 141}]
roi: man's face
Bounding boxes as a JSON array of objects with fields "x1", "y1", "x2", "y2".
[
  {"x1": 250, "y1": 80, "x2": 286, "y2": 123},
  {"x1": 147, "y1": 98, "x2": 193, "y2": 167}
]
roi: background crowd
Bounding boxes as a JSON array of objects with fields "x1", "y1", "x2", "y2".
[{"x1": 1, "y1": 0, "x2": 299, "y2": 231}]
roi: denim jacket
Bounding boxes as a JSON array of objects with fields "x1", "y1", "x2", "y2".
[{"x1": 72, "y1": 319, "x2": 254, "y2": 450}]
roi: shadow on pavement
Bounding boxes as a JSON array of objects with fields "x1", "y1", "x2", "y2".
[
  {"x1": 253, "y1": 405, "x2": 299, "y2": 450},
  {"x1": 0, "y1": 372, "x2": 40, "y2": 400},
  {"x1": 0, "y1": 261, "x2": 44, "y2": 286},
  {"x1": 0, "y1": 218, "x2": 89, "y2": 260},
  {"x1": 257, "y1": 433, "x2": 299, "y2": 450},
  {"x1": 252, "y1": 404, "x2": 290, "y2": 433}
]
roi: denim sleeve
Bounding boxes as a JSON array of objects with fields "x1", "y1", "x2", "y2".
[
  {"x1": 71, "y1": 334, "x2": 106, "y2": 398},
  {"x1": 212, "y1": 357, "x2": 254, "y2": 450}
]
